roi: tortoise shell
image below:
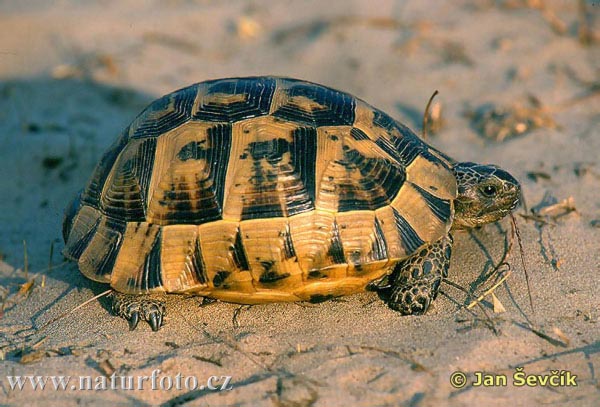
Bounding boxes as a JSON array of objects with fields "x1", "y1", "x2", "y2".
[{"x1": 63, "y1": 77, "x2": 457, "y2": 304}]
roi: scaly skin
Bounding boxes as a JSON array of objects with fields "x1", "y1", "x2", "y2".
[{"x1": 368, "y1": 235, "x2": 452, "y2": 314}]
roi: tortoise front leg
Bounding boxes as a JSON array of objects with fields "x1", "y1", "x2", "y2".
[
  {"x1": 110, "y1": 291, "x2": 167, "y2": 331},
  {"x1": 371, "y1": 234, "x2": 453, "y2": 315}
]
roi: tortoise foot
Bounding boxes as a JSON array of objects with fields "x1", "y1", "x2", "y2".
[
  {"x1": 382, "y1": 234, "x2": 452, "y2": 315},
  {"x1": 387, "y1": 280, "x2": 439, "y2": 315},
  {"x1": 110, "y1": 291, "x2": 166, "y2": 331}
]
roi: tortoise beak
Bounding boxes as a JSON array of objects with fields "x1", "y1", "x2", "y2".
[{"x1": 495, "y1": 168, "x2": 521, "y2": 211}]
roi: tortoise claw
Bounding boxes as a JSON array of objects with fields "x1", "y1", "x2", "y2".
[
  {"x1": 199, "y1": 297, "x2": 217, "y2": 307},
  {"x1": 110, "y1": 291, "x2": 166, "y2": 332},
  {"x1": 143, "y1": 301, "x2": 165, "y2": 331},
  {"x1": 128, "y1": 311, "x2": 140, "y2": 331},
  {"x1": 148, "y1": 312, "x2": 161, "y2": 332}
]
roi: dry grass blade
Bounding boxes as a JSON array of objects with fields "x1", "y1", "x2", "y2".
[
  {"x1": 44, "y1": 242, "x2": 54, "y2": 288},
  {"x1": 235, "y1": 16, "x2": 262, "y2": 40},
  {"x1": 522, "y1": 194, "x2": 576, "y2": 225},
  {"x1": 492, "y1": 293, "x2": 506, "y2": 313},
  {"x1": 174, "y1": 307, "x2": 270, "y2": 371},
  {"x1": 491, "y1": 223, "x2": 515, "y2": 276},
  {"x1": 467, "y1": 270, "x2": 512, "y2": 309},
  {"x1": 18, "y1": 280, "x2": 34, "y2": 296},
  {"x1": 20, "y1": 349, "x2": 47, "y2": 364},
  {"x1": 358, "y1": 345, "x2": 428, "y2": 372},
  {"x1": 442, "y1": 217, "x2": 522, "y2": 329},
  {"x1": 193, "y1": 355, "x2": 223, "y2": 367},
  {"x1": 0, "y1": 260, "x2": 69, "y2": 315},
  {"x1": 37, "y1": 289, "x2": 112, "y2": 332},
  {"x1": 511, "y1": 214, "x2": 534, "y2": 312},
  {"x1": 16, "y1": 239, "x2": 35, "y2": 297},
  {"x1": 553, "y1": 327, "x2": 571, "y2": 347},
  {"x1": 232, "y1": 305, "x2": 251, "y2": 328},
  {"x1": 539, "y1": 4, "x2": 567, "y2": 34},
  {"x1": 502, "y1": 0, "x2": 567, "y2": 35},
  {"x1": 142, "y1": 32, "x2": 202, "y2": 54},
  {"x1": 538, "y1": 196, "x2": 577, "y2": 218},
  {"x1": 422, "y1": 90, "x2": 439, "y2": 140},
  {"x1": 518, "y1": 213, "x2": 555, "y2": 225},
  {"x1": 442, "y1": 278, "x2": 499, "y2": 335},
  {"x1": 98, "y1": 359, "x2": 116, "y2": 376},
  {"x1": 516, "y1": 322, "x2": 569, "y2": 347},
  {"x1": 23, "y1": 240, "x2": 28, "y2": 280}
]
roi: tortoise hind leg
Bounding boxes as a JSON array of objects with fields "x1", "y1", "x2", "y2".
[
  {"x1": 110, "y1": 291, "x2": 167, "y2": 331},
  {"x1": 370, "y1": 234, "x2": 452, "y2": 315}
]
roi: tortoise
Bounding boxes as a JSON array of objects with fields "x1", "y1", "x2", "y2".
[{"x1": 62, "y1": 76, "x2": 521, "y2": 331}]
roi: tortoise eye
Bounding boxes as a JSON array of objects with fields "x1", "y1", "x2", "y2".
[{"x1": 480, "y1": 185, "x2": 498, "y2": 197}]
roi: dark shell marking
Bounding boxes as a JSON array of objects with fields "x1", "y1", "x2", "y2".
[{"x1": 63, "y1": 76, "x2": 457, "y2": 302}]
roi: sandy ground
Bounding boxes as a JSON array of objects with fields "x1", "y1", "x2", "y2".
[{"x1": 0, "y1": 1, "x2": 598, "y2": 406}]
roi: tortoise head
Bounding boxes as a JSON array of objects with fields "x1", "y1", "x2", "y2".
[{"x1": 451, "y1": 162, "x2": 521, "y2": 229}]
